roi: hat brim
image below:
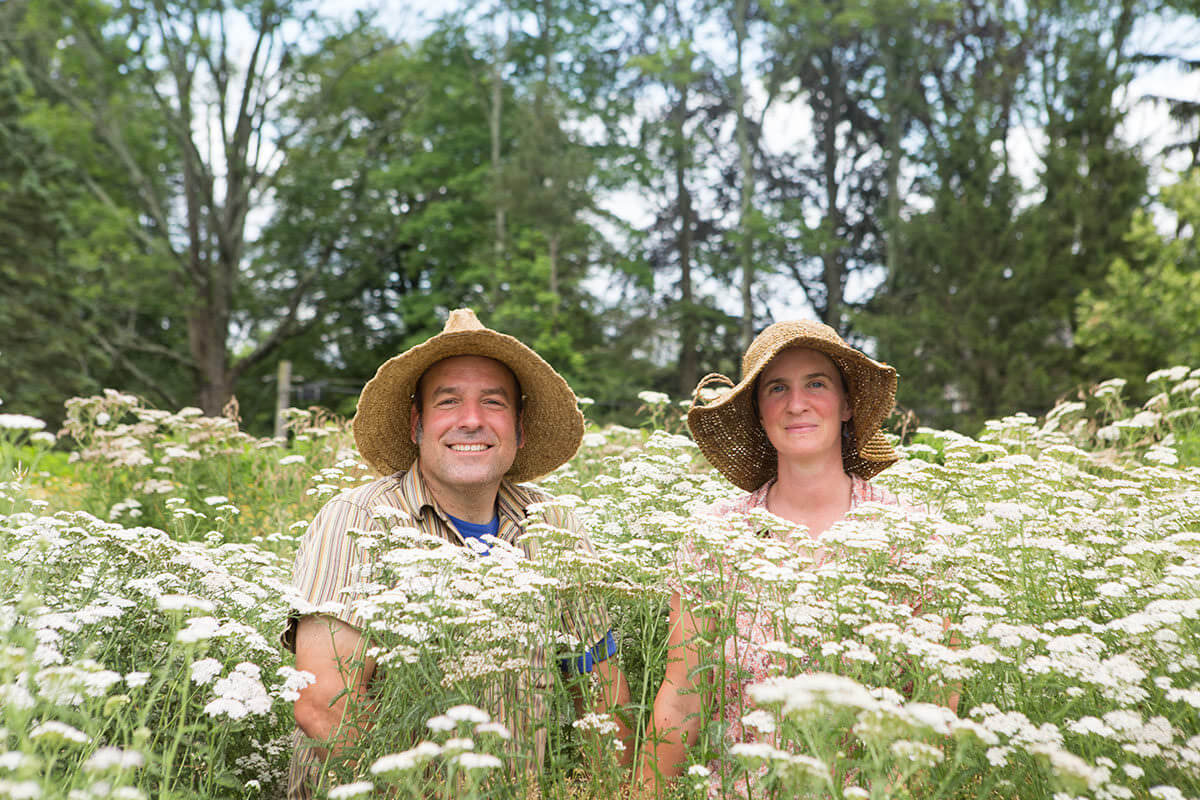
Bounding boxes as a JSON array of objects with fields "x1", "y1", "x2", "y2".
[
  {"x1": 353, "y1": 329, "x2": 584, "y2": 483},
  {"x1": 687, "y1": 334, "x2": 899, "y2": 491}
]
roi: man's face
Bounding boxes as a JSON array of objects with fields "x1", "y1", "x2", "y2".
[{"x1": 410, "y1": 355, "x2": 523, "y2": 498}]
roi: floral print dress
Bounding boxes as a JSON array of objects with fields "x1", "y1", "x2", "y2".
[{"x1": 674, "y1": 475, "x2": 914, "y2": 798}]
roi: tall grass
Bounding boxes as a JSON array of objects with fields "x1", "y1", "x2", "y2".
[{"x1": 0, "y1": 366, "x2": 1198, "y2": 799}]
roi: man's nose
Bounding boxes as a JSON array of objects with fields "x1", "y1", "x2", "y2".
[{"x1": 456, "y1": 400, "x2": 485, "y2": 428}]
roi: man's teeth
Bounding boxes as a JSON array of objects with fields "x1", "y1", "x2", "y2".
[{"x1": 450, "y1": 444, "x2": 489, "y2": 452}]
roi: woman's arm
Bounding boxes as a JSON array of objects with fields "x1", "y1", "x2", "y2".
[{"x1": 635, "y1": 590, "x2": 711, "y2": 797}]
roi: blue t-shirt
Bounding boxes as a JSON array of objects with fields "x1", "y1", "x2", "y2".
[
  {"x1": 447, "y1": 513, "x2": 500, "y2": 555},
  {"x1": 446, "y1": 512, "x2": 616, "y2": 675}
]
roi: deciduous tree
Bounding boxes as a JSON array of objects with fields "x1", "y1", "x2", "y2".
[{"x1": 2, "y1": 0, "x2": 353, "y2": 415}]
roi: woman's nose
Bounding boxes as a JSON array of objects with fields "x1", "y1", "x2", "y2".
[{"x1": 787, "y1": 391, "x2": 809, "y2": 413}]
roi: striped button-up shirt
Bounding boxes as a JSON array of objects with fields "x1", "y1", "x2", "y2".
[{"x1": 282, "y1": 464, "x2": 611, "y2": 799}]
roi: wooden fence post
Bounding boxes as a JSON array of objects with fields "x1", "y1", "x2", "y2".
[{"x1": 274, "y1": 360, "x2": 292, "y2": 441}]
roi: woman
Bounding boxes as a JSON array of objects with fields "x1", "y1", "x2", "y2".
[{"x1": 637, "y1": 319, "x2": 913, "y2": 797}]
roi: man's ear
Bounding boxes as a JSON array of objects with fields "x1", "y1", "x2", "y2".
[
  {"x1": 516, "y1": 413, "x2": 525, "y2": 449},
  {"x1": 410, "y1": 403, "x2": 421, "y2": 445}
]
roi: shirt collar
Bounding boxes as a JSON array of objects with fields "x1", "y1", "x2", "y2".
[{"x1": 398, "y1": 463, "x2": 535, "y2": 544}]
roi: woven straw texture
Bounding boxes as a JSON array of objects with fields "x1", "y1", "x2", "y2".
[
  {"x1": 353, "y1": 309, "x2": 584, "y2": 482},
  {"x1": 687, "y1": 320, "x2": 899, "y2": 491}
]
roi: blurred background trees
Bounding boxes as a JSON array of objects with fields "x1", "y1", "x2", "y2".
[{"x1": 1, "y1": 0, "x2": 1197, "y2": 433}]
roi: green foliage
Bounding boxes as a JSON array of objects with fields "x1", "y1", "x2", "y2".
[
  {"x1": 0, "y1": 0, "x2": 233, "y2": 417},
  {"x1": 1077, "y1": 170, "x2": 1200, "y2": 398},
  {"x1": 856, "y1": 0, "x2": 1150, "y2": 433},
  {"x1": 47, "y1": 390, "x2": 362, "y2": 554},
  {"x1": 859, "y1": 117, "x2": 1052, "y2": 432},
  {"x1": 0, "y1": 0, "x2": 1196, "y2": 451},
  {"x1": 0, "y1": 61, "x2": 120, "y2": 426}
]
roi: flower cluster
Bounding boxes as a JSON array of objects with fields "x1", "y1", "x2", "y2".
[{"x1": 2, "y1": 366, "x2": 1200, "y2": 799}]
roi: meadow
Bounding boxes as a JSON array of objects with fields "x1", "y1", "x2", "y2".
[{"x1": 1, "y1": 367, "x2": 1199, "y2": 800}]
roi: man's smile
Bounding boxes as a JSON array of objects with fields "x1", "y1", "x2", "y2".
[{"x1": 449, "y1": 443, "x2": 492, "y2": 452}]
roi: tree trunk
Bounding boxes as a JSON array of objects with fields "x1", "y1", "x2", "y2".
[
  {"x1": 735, "y1": 0, "x2": 754, "y2": 352},
  {"x1": 538, "y1": 0, "x2": 564, "y2": 312},
  {"x1": 884, "y1": 48, "x2": 902, "y2": 286},
  {"x1": 821, "y1": 53, "x2": 844, "y2": 331},
  {"x1": 548, "y1": 229, "x2": 560, "y2": 314},
  {"x1": 674, "y1": 85, "x2": 697, "y2": 395},
  {"x1": 490, "y1": 29, "x2": 507, "y2": 284},
  {"x1": 190, "y1": 303, "x2": 232, "y2": 415}
]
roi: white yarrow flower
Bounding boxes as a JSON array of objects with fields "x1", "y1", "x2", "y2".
[
  {"x1": 637, "y1": 390, "x2": 671, "y2": 406},
  {"x1": 1146, "y1": 366, "x2": 1189, "y2": 384},
  {"x1": 275, "y1": 667, "x2": 316, "y2": 702},
  {"x1": 83, "y1": 747, "x2": 146, "y2": 772},
  {"x1": 156, "y1": 595, "x2": 216, "y2": 613},
  {"x1": 445, "y1": 704, "x2": 490, "y2": 724},
  {"x1": 371, "y1": 742, "x2": 442, "y2": 775},
  {"x1": 426, "y1": 714, "x2": 456, "y2": 732},
  {"x1": 0, "y1": 779, "x2": 42, "y2": 799},
  {"x1": 190, "y1": 658, "x2": 223, "y2": 685},
  {"x1": 0, "y1": 414, "x2": 46, "y2": 431},
  {"x1": 176, "y1": 616, "x2": 221, "y2": 643},
  {"x1": 29, "y1": 720, "x2": 91, "y2": 745},
  {"x1": 473, "y1": 721, "x2": 512, "y2": 739},
  {"x1": 124, "y1": 672, "x2": 151, "y2": 689},
  {"x1": 327, "y1": 781, "x2": 373, "y2": 798},
  {"x1": 451, "y1": 752, "x2": 502, "y2": 770}
]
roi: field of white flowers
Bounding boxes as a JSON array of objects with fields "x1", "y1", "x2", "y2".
[{"x1": 1, "y1": 366, "x2": 1199, "y2": 800}]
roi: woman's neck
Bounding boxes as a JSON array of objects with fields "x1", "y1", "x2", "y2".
[{"x1": 766, "y1": 457, "x2": 854, "y2": 537}]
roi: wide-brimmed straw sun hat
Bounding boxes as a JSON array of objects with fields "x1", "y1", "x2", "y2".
[
  {"x1": 687, "y1": 319, "x2": 899, "y2": 491},
  {"x1": 353, "y1": 308, "x2": 584, "y2": 482}
]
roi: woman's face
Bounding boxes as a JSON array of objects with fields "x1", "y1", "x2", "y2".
[{"x1": 756, "y1": 347, "x2": 852, "y2": 465}]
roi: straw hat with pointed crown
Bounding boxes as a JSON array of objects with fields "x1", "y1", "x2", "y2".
[
  {"x1": 353, "y1": 309, "x2": 584, "y2": 482},
  {"x1": 687, "y1": 319, "x2": 900, "y2": 492}
]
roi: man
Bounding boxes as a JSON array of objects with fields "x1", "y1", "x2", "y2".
[{"x1": 280, "y1": 308, "x2": 633, "y2": 798}]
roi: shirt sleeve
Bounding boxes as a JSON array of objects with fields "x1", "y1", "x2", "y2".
[
  {"x1": 279, "y1": 497, "x2": 383, "y2": 652},
  {"x1": 542, "y1": 506, "x2": 617, "y2": 674}
]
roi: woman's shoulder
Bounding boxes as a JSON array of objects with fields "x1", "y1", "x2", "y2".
[
  {"x1": 851, "y1": 474, "x2": 926, "y2": 515},
  {"x1": 672, "y1": 484, "x2": 772, "y2": 594}
]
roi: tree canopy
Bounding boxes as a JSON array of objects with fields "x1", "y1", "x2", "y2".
[{"x1": 1, "y1": 0, "x2": 1196, "y2": 434}]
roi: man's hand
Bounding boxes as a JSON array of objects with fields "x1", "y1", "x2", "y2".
[
  {"x1": 292, "y1": 615, "x2": 377, "y2": 759},
  {"x1": 568, "y1": 641, "x2": 637, "y2": 768}
]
